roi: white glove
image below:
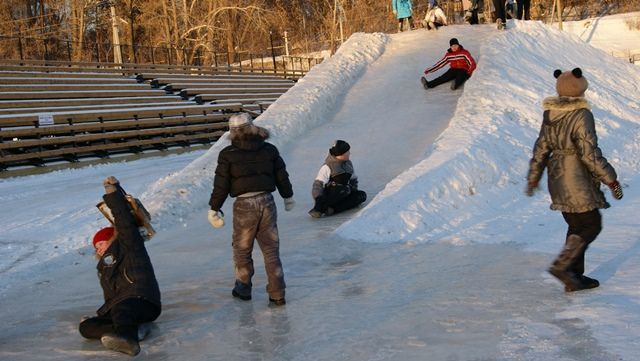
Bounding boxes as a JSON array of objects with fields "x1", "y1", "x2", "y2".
[
  {"x1": 208, "y1": 210, "x2": 225, "y2": 228},
  {"x1": 284, "y1": 197, "x2": 295, "y2": 211},
  {"x1": 103, "y1": 176, "x2": 120, "y2": 194}
]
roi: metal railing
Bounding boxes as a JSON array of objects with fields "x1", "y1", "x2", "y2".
[{"x1": 0, "y1": 35, "x2": 324, "y2": 77}]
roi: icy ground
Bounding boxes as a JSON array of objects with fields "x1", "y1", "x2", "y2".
[{"x1": 1, "y1": 16, "x2": 640, "y2": 361}]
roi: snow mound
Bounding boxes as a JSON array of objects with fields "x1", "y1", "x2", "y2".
[
  {"x1": 141, "y1": 33, "x2": 389, "y2": 229},
  {"x1": 337, "y1": 20, "x2": 640, "y2": 244}
]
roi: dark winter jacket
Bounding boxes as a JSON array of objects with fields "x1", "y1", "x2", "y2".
[
  {"x1": 424, "y1": 45, "x2": 477, "y2": 75},
  {"x1": 527, "y1": 96, "x2": 617, "y2": 213},
  {"x1": 97, "y1": 191, "x2": 161, "y2": 316},
  {"x1": 209, "y1": 133, "x2": 293, "y2": 211},
  {"x1": 311, "y1": 154, "x2": 359, "y2": 199}
]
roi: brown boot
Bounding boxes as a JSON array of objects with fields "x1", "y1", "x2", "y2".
[{"x1": 548, "y1": 235, "x2": 586, "y2": 292}]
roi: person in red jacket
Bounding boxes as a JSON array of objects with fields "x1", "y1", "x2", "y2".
[{"x1": 421, "y1": 38, "x2": 477, "y2": 91}]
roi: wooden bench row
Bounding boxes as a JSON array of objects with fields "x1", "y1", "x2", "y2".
[
  {"x1": 0, "y1": 103, "x2": 242, "y2": 169},
  {"x1": 0, "y1": 60, "x2": 304, "y2": 79},
  {"x1": 0, "y1": 103, "x2": 239, "y2": 127},
  {"x1": 0, "y1": 83, "x2": 154, "y2": 92},
  {"x1": 0, "y1": 96, "x2": 184, "y2": 109},
  {"x1": 0, "y1": 76, "x2": 140, "y2": 85},
  {"x1": 151, "y1": 77, "x2": 294, "y2": 88},
  {"x1": 0, "y1": 89, "x2": 166, "y2": 101},
  {"x1": 179, "y1": 87, "x2": 290, "y2": 99},
  {"x1": 0, "y1": 101, "x2": 195, "y2": 116},
  {"x1": 164, "y1": 82, "x2": 293, "y2": 92}
]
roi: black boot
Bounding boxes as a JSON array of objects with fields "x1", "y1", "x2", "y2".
[
  {"x1": 564, "y1": 275, "x2": 599, "y2": 292},
  {"x1": 548, "y1": 234, "x2": 587, "y2": 292},
  {"x1": 421, "y1": 77, "x2": 430, "y2": 89}
]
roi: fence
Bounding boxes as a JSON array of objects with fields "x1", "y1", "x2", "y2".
[{"x1": 0, "y1": 35, "x2": 324, "y2": 75}]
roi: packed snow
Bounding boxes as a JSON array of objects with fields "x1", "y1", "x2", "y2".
[{"x1": 1, "y1": 14, "x2": 640, "y2": 361}]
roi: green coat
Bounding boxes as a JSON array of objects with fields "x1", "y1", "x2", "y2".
[{"x1": 527, "y1": 96, "x2": 617, "y2": 213}]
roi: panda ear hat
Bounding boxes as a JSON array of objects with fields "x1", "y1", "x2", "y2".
[{"x1": 554, "y1": 67, "x2": 588, "y2": 97}]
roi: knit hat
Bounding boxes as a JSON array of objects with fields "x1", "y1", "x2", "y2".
[
  {"x1": 228, "y1": 113, "x2": 253, "y2": 129},
  {"x1": 329, "y1": 140, "x2": 350, "y2": 156},
  {"x1": 554, "y1": 68, "x2": 588, "y2": 97},
  {"x1": 449, "y1": 38, "x2": 459, "y2": 46},
  {"x1": 93, "y1": 227, "x2": 114, "y2": 248}
]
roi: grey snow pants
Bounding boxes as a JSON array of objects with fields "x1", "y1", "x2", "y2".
[{"x1": 232, "y1": 192, "x2": 286, "y2": 299}]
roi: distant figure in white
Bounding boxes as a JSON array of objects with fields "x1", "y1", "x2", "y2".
[{"x1": 423, "y1": 4, "x2": 448, "y2": 30}]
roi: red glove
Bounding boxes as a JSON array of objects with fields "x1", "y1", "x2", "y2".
[{"x1": 608, "y1": 181, "x2": 623, "y2": 200}]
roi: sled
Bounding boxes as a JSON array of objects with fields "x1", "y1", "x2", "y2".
[{"x1": 96, "y1": 186, "x2": 156, "y2": 241}]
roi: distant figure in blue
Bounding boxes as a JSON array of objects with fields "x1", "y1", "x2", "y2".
[{"x1": 392, "y1": 0, "x2": 415, "y2": 32}]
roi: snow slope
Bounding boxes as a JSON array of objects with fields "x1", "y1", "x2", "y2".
[{"x1": 1, "y1": 17, "x2": 640, "y2": 360}]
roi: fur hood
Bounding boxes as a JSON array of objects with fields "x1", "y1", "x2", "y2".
[
  {"x1": 229, "y1": 124, "x2": 270, "y2": 151},
  {"x1": 542, "y1": 96, "x2": 591, "y2": 112}
]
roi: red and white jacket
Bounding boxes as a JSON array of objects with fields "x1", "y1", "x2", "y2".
[{"x1": 424, "y1": 46, "x2": 477, "y2": 75}]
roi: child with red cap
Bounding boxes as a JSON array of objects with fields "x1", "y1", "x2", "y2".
[
  {"x1": 308, "y1": 140, "x2": 367, "y2": 218},
  {"x1": 79, "y1": 176, "x2": 161, "y2": 356}
]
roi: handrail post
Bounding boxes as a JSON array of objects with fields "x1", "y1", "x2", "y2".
[
  {"x1": 270, "y1": 31, "x2": 277, "y2": 75},
  {"x1": 66, "y1": 40, "x2": 72, "y2": 62},
  {"x1": 18, "y1": 36, "x2": 24, "y2": 60}
]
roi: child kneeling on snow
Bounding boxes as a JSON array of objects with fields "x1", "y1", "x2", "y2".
[
  {"x1": 308, "y1": 140, "x2": 367, "y2": 218},
  {"x1": 79, "y1": 176, "x2": 161, "y2": 356}
]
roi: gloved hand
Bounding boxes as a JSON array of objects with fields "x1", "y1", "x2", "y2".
[
  {"x1": 104, "y1": 176, "x2": 120, "y2": 194},
  {"x1": 284, "y1": 197, "x2": 295, "y2": 211},
  {"x1": 208, "y1": 209, "x2": 225, "y2": 228},
  {"x1": 608, "y1": 180, "x2": 623, "y2": 200},
  {"x1": 525, "y1": 181, "x2": 538, "y2": 197}
]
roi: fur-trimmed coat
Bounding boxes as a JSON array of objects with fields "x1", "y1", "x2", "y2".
[
  {"x1": 209, "y1": 127, "x2": 293, "y2": 211},
  {"x1": 527, "y1": 96, "x2": 617, "y2": 213}
]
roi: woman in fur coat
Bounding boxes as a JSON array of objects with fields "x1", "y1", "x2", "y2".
[{"x1": 526, "y1": 68, "x2": 623, "y2": 292}]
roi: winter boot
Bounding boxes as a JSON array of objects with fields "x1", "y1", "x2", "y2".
[
  {"x1": 269, "y1": 297, "x2": 286, "y2": 306},
  {"x1": 580, "y1": 275, "x2": 599, "y2": 289},
  {"x1": 101, "y1": 333, "x2": 140, "y2": 356},
  {"x1": 421, "y1": 77, "x2": 430, "y2": 89},
  {"x1": 232, "y1": 280, "x2": 252, "y2": 300},
  {"x1": 308, "y1": 209, "x2": 323, "y2": 218},
  {"x1": 137, "y1": 323, "x2": 152, "y2": 341},
  {"x1": 564, "y1": 275, "x2": 599, "y2": 292},
  {"x1": 548, "y1": 234, "x2": 587, "y2": 292}
]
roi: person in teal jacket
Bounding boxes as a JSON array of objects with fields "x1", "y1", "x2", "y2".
[{"x1": 392, "y1": 0, "x2": 415, "y2": 32}]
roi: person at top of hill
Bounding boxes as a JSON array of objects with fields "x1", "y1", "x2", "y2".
[
  {"x1": 517, "y1": 0, "x2": 531, "y2": 20},
  {"x1": 392, "y1": 0, "x2": 415, "y2": 32},
  {"x1": 422, "y1": 4, "x2": 448, "y2": 30},
  {"x1": 492, "y1": 0, "x2": 507, "y2": 27},
  {"x1": 526, "y1": 68, "x2": 623, "y2": 292},
  {"x1": 308, "y1": 140, "x2": 367, "y2": 218},
  {"x1": 79, "y1": 176, "x2": 161, "y2": 356},
  {"x1": 420, "y1": 38, "x2": 477, "y2": 91}
]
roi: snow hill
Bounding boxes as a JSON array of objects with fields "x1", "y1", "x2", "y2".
[{"x1": 1, "y1": 18, "x2": 640, "y2": 360}]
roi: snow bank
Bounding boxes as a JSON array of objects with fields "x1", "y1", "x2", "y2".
[
  {"x1": 337, "y1": 20, "x2": 640, "y2": 244},
  {"x1": 141, "y1": 33, "x2": 389, "y2": 228}
]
